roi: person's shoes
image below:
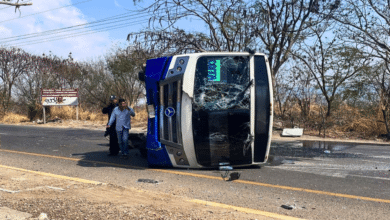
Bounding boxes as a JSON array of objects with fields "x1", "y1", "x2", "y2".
[{"x1": 107, "y1": 153, "x2": 118, "y2": 156}]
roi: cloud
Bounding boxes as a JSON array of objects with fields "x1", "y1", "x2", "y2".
[
  {"x1": 0, "y1": 0, "x2": 115, "y2": 61},
  {"x1": 114, "y1": 0, "x2": 122, "y2": 8},
  {"x1": 0, "y1": 25, "x2": 12, "y2": 38}
]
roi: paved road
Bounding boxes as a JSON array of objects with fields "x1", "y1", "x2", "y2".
[{"x1": 1, "y1": 124, "x2": 390, "y2": 219}]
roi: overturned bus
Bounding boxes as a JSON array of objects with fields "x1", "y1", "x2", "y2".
[{"x1": 138, "y1": 52, "x2": 273, "y2": 168}]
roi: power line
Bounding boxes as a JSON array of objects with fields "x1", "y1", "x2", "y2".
[
  {"x1": 12, "y1": 13, "x2": 187, "y2": 47},
  {"x1": 0, "y1": 11, "x2": 154, "y2": 43},
  {"x1": 0, "y1": 6, "x2": 12, "y2": 11},
  {"x1": 14, "y1": 18, "x2": 152, "y2": 47},
  {"x1": 3, "y1": 9, "x2": 189, "y2": 47},
  {"x1": 1, "y1": 6, "x2": 190, "y2": 44},
  {"x1": 2, "y1": 2, "x2": 207, "y2": 47},
  {"x1": 0, "y1": 0, "x2": 93, "y2": 24}
]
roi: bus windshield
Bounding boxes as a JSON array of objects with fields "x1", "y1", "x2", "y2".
[
  {"x1": 192, "y1": 56, "x2": 252, "y2": 166},
  {"x1": 193, "y1": 56, "x2": 250, "y2": 111}
]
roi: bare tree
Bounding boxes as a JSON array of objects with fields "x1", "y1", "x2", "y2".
[
  {"x1": 106, "y1": 47, "x2": 145, "y2": 107},
  {"x1": 249, "y1": 0, "x2": 341, "y2": 82},
  {"x1": 0, "y1": 47, "x2": 32, "y2": 115},
  {"x1": 293, "y1": 26, "x2": 369, "y2": 117},
  {"x1": 291, "y1": 65, "x2": 314, "y2": 119},
  {"x1": 331, "y1": 0, "x2": 390, "y2": 61},
  {"x1": 130, "y1": 0, "x2": 342, "y2": 82},
  {"x1": 129, "y1": 0, "x2": 255, "y2": 55},
  {"x1": 274, "y1": 65, "x2": 295, "y2": 118},
  {"x1": 77, "y1": 59, "x2": 115, "y2": 109},
  {"x1": 1, "y1": 0, "x2": 32, "y2": 14},
  {"x1": 363, "y1": 61, "x2": 390, "y2": 137},
  {"x1": 329, "y1": 0, "x2": 390, "y2": 133}
]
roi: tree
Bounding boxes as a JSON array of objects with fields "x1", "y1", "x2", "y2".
[
  {"x1": 363, "y1": 61, "x2": 390, "y2": 137},
  {"x1": 274, "y1": 67, "x2": 295, "y2": 119},
  {"x1": 1, "y1": 0, "x2": 33, "y2": 14},
  {"x1": 249, "y1": 0, "x2": 341, "y2": 82},
  {"x1": 77, "y1": 59, "x2": 115, "y2": 109},
  {"x1": 291, "y1": 64, "x2": 315, "y2": 119},
  {"x1": 130, "y1": 0, "x2": 342, "y2": 82},
  {"x1": 106, "y1": 47, "x2": 145, "y2": 107},
  {"x1": 331, "y1": 0, "x2": 390, "y2": 62},
  {"x1": 0, "y1": 47, "x2": 32, "y2": 115},
  {"x1": 129, "y1": 0, "x2": 255, "y2": 55},
  {"x1": 292, "y1": 26, "x2": 369, "y2": 117}
]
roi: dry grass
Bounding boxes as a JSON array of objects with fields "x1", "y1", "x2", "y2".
[
  {"x1": 132, "y1": 105, "x2": 148, "y2": 127},
  {"x1": 0, "y1": 104, "x2": 149, "y2": 130},
  {"x1": 49, "y1": 105, "x2": 148, "y2": 125},
  {"x1": 334, "y1": 104, "x2": 387, "y2": 137},
  {"x1": 274, "y1": 102, "x2": 389, "y2": 140},
  {"x1": 49, "y1": 106, "x2": 106, "y2": 121},
  {"x1": 0, "y1": 112, "x2": 29, "y2": 123}
]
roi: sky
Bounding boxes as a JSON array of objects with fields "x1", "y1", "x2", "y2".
[{"x1": 0, "y1": 0, "x2": 203, "y2": 62}]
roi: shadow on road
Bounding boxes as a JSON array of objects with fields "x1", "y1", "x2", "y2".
[{"x1": 72, "y1": 148, "x2": 148, "y2": 170}]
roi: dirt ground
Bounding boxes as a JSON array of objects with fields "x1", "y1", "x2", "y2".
[{"x1": 0, "y1": 167, "x2": 271, "y2": 220}]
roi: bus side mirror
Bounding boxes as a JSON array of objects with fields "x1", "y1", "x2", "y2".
[{"x1": 138, "y1": 70, "x2": 145, "y2": 82}]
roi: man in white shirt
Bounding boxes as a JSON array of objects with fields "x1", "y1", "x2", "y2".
[{"x1": 107, "y1": 98, "x2": 136, "y2": 159}]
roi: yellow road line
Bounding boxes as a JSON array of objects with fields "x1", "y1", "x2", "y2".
[
  {"x1": 0, "y1": 149, "x2": 139, "y2": 169},
  {"x1": 188, "y1": 199, "x2": 305, "y2": 220},
  {"x1": 150, "y1": 168, "x2": 222, "y2": 180},
  {"x1": 0, "y1": 163, "x2": 303, "y2": 220},
  {"x1": 152, "y1": 169, "x2": 390, "y2": 204},
  {"x1": 235, "y1": 179, "x2": 390, "y2": 204},
  {"x1": 1, "y1": 149, "x2": 390, "y2": 204},
  {"x1": 0, "y1": 164, "x2": 103, "y2": 185}
]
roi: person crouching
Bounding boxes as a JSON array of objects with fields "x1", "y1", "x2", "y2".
[{"x1": 106, "y1": 98, "x2": 136, "y2": 159}]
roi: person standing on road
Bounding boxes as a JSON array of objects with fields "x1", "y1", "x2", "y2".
[
  {"x1": 102, "y1": 95, "x2": 119, "y2": 156},
  {"x1": 107, "y1": 98, "x2": 136, "y2": 159}
]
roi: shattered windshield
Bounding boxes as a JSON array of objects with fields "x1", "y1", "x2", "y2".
[{"x1": 193, "y1": 56, "x2": 250, "y2": 111}]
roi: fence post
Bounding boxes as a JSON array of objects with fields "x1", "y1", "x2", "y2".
[{"x1": 43, "y1": 106, "x2": 46, "y2": 124}]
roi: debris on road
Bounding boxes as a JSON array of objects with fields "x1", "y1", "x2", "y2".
[
  {"x1": 227, "y1": 172, "x2": 241, "y2": 181},
  {"x1": 137, "y1": 179, "x2": 159, "y2": 184},
  {"x1": 281, "y1": 160, "x2": 295, "y2": 164},
  {"x1": 281, "y1": 205, "x2": 294, "y2": 210},
  {"x1": 281, "y1": 128, "x2": 303, "y2": 137},
  {"x1": 38, "y1": 212, "x2": 49, "y2": 220}
]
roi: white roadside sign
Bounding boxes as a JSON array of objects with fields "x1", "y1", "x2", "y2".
[{"x1": 42, "y1": 97, "x2": 78, "y2": 106}]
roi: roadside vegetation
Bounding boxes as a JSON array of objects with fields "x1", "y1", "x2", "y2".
[
  {"x1": 1, "y1": 0, "x2": 390, "y2": 141},
  {"x1": 0, "y1": 104, "x2": 148, "y2": 128}
]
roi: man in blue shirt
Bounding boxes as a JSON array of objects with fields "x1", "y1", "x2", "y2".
[{"x1": 107, "y1": 98, "x2": 136, "y2": 159}]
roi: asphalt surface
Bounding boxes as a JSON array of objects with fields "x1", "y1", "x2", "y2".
[{"x1": 1, "y1": 124, "x2": 390, "y2": 219}]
